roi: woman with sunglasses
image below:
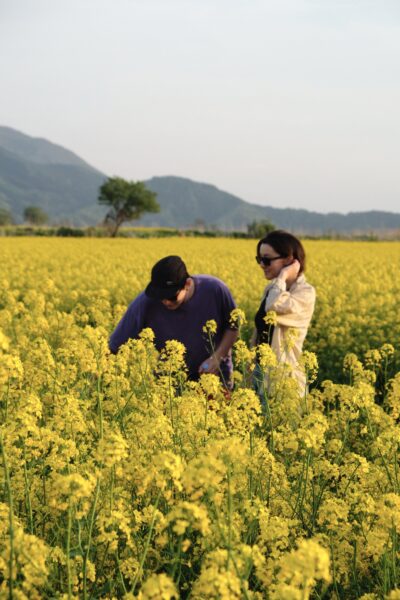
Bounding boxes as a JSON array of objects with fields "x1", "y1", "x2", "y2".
[{"x1": 252, "y1": 230, "x2": 316, "y2": 393}]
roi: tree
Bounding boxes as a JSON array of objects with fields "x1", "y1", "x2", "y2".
[
  {"x1": 247, "y1": 218, "x2": 275, "y2": 239},
  {"x1": 24, "y1": 205, "x2": 49, "y2": 225},
  {"x1": 192, "y1": 218, "x2": 206, "y2": 231},
  {"x1": 98, "y1": 177, "x2": 160, "y2": 237},
  {"x1": 0, "y1": 208, "x2": 13, "y2": 226}
]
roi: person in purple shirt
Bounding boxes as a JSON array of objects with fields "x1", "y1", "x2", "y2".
[{"x1": 109, "y1": 255, "x2": 238, "y2": 386}]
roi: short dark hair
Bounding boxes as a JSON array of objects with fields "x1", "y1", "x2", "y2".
[{"x1": 256, "y1": 230, "x2": 306, "y2": 273}]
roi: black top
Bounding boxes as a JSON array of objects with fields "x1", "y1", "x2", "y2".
[{"x1": 254, "y1": 292, "x2": 274, "y2": 345}]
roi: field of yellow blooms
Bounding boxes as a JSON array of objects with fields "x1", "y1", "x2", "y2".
[{"x1": 1, "y1": 237, "x2": 400, "y2": 599}]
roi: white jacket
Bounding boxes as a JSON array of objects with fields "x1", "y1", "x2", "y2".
[{"x1": 262, "y1": 273, "x2": 316, "y2": 389}]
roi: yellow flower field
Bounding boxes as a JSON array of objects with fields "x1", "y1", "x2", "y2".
[{"x1": 0, "y1": 237, "x2": 400, "y2": 599}]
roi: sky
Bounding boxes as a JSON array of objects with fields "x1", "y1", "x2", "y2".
[{"x1": 1, "y1": 0, "x2": 400, "y2": 213}]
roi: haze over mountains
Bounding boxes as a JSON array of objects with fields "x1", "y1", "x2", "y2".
[{"x1": 1, "y1": 126, "x2": 399, "y2": 233}]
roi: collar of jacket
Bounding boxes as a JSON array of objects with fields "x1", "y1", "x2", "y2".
[
  {"x1": 289, "y1": 273, "x2": 306, "y2": 290},
  {"x1": 265, "y1": 273, "x2": 307, "y2": 295}
]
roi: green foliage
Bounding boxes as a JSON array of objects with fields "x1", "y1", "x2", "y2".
[
  {"x1": 98, "y1": 177, "x2": 160, "y2": 237},
  {"x1": 23, "y1": 205, "x2": 49, "y2": 225},
  {"x1": 0, "y1": 208, "x2": 13, "y2": 225},
  {"x1": 56, "y1": 226, "x2": 85, "y2": 237},
  {"x1": 246, "y1": 218, "x2": 275, "y2": 238}
]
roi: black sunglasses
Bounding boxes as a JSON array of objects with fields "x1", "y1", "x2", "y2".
[{"x1": 255, "y1": 255, "x2": 283, "y2": 267}]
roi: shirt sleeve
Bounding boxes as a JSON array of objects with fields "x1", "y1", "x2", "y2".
[
  {"x1": 108, "y1": 293, "x2": 147, "y2": 353},
  {"x1": 216, "y1": 280, "x2": 237, "y2": 330},
  {"x1": 264, "y1": 279, "x2": 316, "y2": 328}
]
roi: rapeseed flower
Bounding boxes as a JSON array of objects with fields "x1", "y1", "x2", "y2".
[{"x1": 1, "y1": 237, "x2": 400, "y2": 598}]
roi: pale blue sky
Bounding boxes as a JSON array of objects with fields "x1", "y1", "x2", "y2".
[{"x1": 1, "y1": 0, "x2": 400, "y2": 212}]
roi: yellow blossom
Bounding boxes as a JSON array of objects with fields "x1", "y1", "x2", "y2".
[
  {"x1": 203, "y1": 319, "x2": 217, "y2": 335},
  {"x1": 138, "y1": 573, "x2": 178, "y2": 599}
]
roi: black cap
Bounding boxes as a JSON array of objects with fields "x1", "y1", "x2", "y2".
[{"x1": 145, "y1": 256, "x2": 189, "y2": 300}]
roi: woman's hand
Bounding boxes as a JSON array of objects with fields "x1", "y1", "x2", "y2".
[{"x1": 278, "y1": 259, "x2": 301, "y2": 283}]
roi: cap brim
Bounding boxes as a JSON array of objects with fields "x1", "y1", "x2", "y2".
[{"x1": 145, "y1": 282, "x2": 180, "y2": 300}]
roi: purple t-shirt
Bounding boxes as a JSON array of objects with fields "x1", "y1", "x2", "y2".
[{"x1": 109, "y1": 275, "x2": 236, "y2": 381}]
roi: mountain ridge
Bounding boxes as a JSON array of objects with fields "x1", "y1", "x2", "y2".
[
  {"x1": 0, "y1": 126, "x2": 100, "y2": 171},
  {"x1": 1, "y1": 126, "x2": 399, "y2": 232}
]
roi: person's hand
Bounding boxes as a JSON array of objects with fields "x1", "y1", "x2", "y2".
[
  {"x1": 199, "y1": 355, "x2": 221, "y2": 375},
  {"x1": 278, "y1": 259, "x2": 301, "y2": 282}
]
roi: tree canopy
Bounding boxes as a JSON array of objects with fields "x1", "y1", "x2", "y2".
[
  {"x1": 24, "y1": 205, "x2": 49, "y2": 225},
  {"x1": 0, "y1": 208, "x2": 12, "y2": 226},
  {"x1": 247, "y1": 219, "x2": 275, "y2": 239},
  {"x1": 98, "y1": 177, "x2": 160, "y2": 237}
]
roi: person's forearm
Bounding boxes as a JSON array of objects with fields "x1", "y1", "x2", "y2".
[
  {"x1": 213, "y1": 329, "x2": 238, "y2": 360},
  {"x1": 198, "y1": 329, "x2": 239, "y2": 375}
]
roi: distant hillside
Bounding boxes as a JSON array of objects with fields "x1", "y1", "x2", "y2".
[
  {"x1": 1, "y1": 126, "x2": 400, "y2": 233},
  {"x1": 0, "y1": 126, "x2": 98, "y2": 169},
  {"x1": 140, "y1": 176, "x2": 400, "y2": 233},
  {"x1": 0, "y1": 126, "x2": 106, "y2": 224},
  {"x1": 141, "y1": 176, "x2": 265, "y2": 229}
]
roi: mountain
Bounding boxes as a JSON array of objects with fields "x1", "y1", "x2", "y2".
[
  {"x1": 0, "y1": 126, "x2": 96, "y2": 168},
  {"x1": 0, "y1": 126, "x2": 106, "y2": 224},
  {"x1": 1, "y1": 126, "x2": 400, "y2": 233},
  {"x1": 141, "y1": 176, "x2": 266, "y2": 229},
  {"x1": 140, "y1": 176, "x2": 400, "y2": 233}
]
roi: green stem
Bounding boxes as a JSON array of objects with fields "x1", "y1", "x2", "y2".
[
  {"x1": 82, "y1": 478, "x2": 101, "y2": 600},
  {"x1": 365, "y1": 408, "x2": 396, "y2": 491},
  {"x1": 292, "y1": 450, "x2": 311, "y2": 519},
  {"x1": 342, "y1": 463, "x2": 360, "y2": 496},
  {"x1": 329, "y1": 533, "x2": 340, "y2": 599},
  {"x1": 66, "y1": 501, "x2": 73, "y2": 600},
  {"x1": 208, "y1": 501, "x2": 251, "y2": 600},
  {"x1": 168, "y1": 366, "x2": 174, "y2": 429},
  {"x1": 227, "y1": 470, "x2": 233, "y2": 570},
  {"x1": 88, "y1": 542, "x2": 110, "y2": 600},
  {"x1": 1, "y1": 433, "x2": 14, "y2": 600},
  {"x1": 259, "y1": 377, "x2": 274, "y2": 453},
  {"x1": 130, "y1": 491, "x2": 162, "y2": 594},
  {"x1": 392, "y1": 525, "x2": 398, "y2": 588},
  {"x1": 170, "y1": 534, "x2": 183, "y2": 581},
  {"x1": 203, "y1": 389, "x2": 208, "y2": 441},
  {"x1": 23, "y1": 444, "x2": 34, "y2": 534},
  {"x1": 115, "y1": 551, "x2": 128, "y2": 595},
  {"x1": 110, "y1": 465, "x2": 115, "y2": 511},
  {"x1": 3, "y1": 378, "x2": 10, "y2": 421},
  {"x1": 394, "y1": 447, "x2": 399, "y2": 491},
  {"x1": 97, "y1": 375, "x2": 103, "y2": 439},
  {"x1": 294, "y1": 449, "x2": 312, "y2": 529},
  {"x1": 248, "y1": 431, "x2": 254, "y2": 500},
  {"x1": 351, "y1": 539, "x2": 360, "y2": 597}
]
